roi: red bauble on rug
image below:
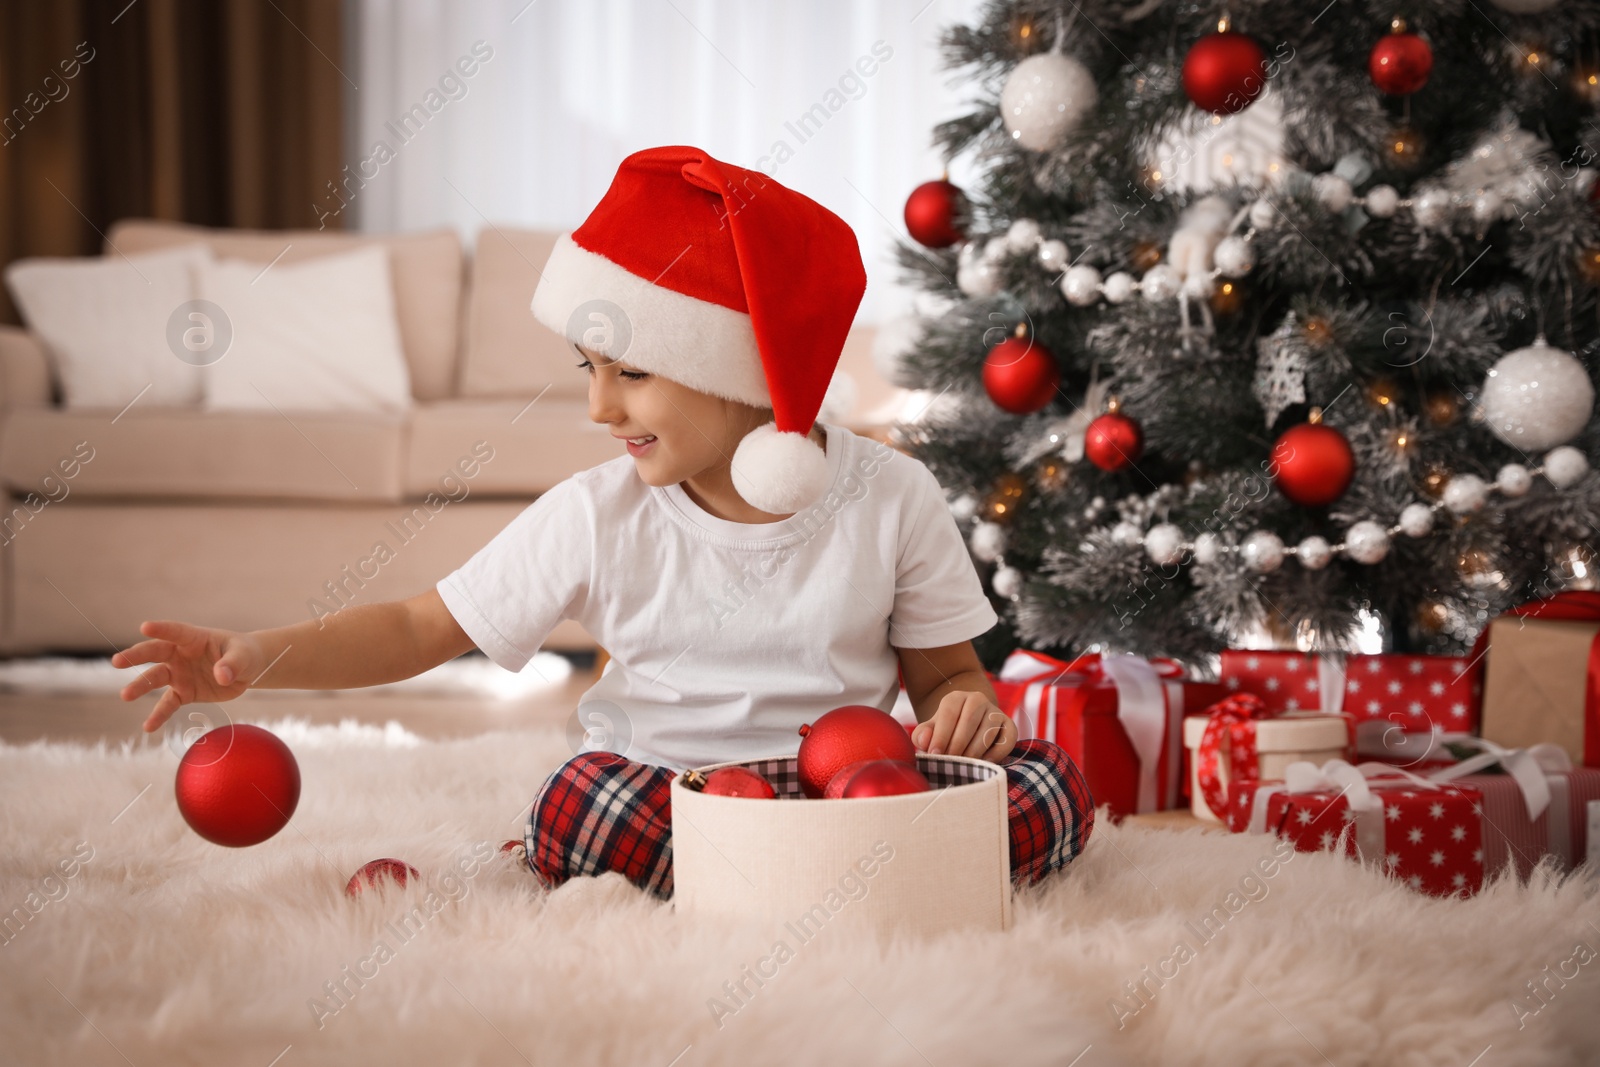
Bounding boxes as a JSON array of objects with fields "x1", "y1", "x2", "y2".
[
  {"x1": 1369, "y1": 22, "x2": 1432, "y2": 96},
  {"x1": 984, "y1": 325, "x2": 1059, "y2": 414},
  {"x1": 904, "y1": 177, "x2": 968, "y2": 248},
  {"x1": 824, "y1": 758, "x2": 931, "y2": 799},
  {"x1": 796, "y1": 705, "x2": 917, "y2": 799},
  {"x1": 174, "y1": 723, "x2": 300, "y2": 847},
  {"x1": 1084, "y1": 400, "x2": 1144, "y2": 472},
  {"x1": 1271, "y1": 415, "x2": 1355, "y2": 507},
  {"x1": 345, "y1": 858, "x2": 421, "y2": 898},
  {"x1": 1182, "y1": 25, "x2": 1268, "y2": 114}
]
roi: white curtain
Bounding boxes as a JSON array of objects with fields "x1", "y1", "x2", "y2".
[{"x1": 344, "y1": 0, "x2": 987, "y2": 325}]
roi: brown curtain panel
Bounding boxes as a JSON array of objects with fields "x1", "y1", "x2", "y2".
[{"x1": 0, "y1": 0, "x2": 347, "y2": 324}]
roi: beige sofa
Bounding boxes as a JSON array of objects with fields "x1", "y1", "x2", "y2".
[{"x1": 0, "y1": 219, "x2": 899, "y2": 659}]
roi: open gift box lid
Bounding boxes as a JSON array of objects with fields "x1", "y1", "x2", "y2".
[{"x1": 670, "y1": 752, "x2": 1012, "y2": 942}]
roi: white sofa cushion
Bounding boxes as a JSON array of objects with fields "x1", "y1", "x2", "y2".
[
  {"x1": 197, "y1": 244, "x2": 413, "y2": 413},
  {"x1": 2, "y1": 244, "x2": 210, "y2": 410}
]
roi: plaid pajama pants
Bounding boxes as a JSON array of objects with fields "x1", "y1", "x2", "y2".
[{"x1": 520, "y1": 737, "x2": 1095, "y2": 900}]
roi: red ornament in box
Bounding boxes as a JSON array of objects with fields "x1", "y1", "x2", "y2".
[
  {"x1": 1368, "y1": 21, "x2": 1433, "y2": 96},
  {"x1": 986, "y1": 650, "x2": 1224, "y2": 821},
  {"x1": 904, "y1": 177, "x2": 968, "y2": 249},
  {"x1": 1472, "y1": 591, "x2": 1600, "y2": 768},
  {"x1": 824, "y1": 759, "x2": 931, "y2": 799},
  {"x1": 174, "y1": 723, "x2": 301, "y2": 848},
  {"x1": 1182, "y1": 22, "x2": 1268, "y2": 114},
  {"x1": 796, "y1": 705, "x2": 917, "y2": 798},
  {"x1": 691, "y1": 766, "x2": 778, "y2": 799},
  {"x1": 1084, "y1": 399, "x2": 1143, "y2": 472},
  {"x1": 1218, "y1": 649, "x2": 1482, "y2": 764},
  {"x1": 983, "y1": 326, "x2": 1059, "y2": 414},
  {"x1": 1271, "y1": 412, "x2": 1354, "y2": 507}
]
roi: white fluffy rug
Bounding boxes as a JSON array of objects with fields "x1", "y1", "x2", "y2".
[{"x1": 3, "y1": 719, "x2": 1599, "y2": 1067}]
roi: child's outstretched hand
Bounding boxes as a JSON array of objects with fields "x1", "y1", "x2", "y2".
[
  {"x1": 910, "y1": 690, "x2": 1015, "y2": 763},
  {"x1": 111, "y1": 620, "x2": 267, "y2": 733}
]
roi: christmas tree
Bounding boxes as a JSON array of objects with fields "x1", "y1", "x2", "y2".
[{"x1": 885, "y1": 0, "x2": 1600, "y2": 668}]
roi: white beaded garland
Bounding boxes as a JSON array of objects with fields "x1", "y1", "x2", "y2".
[
  {"x1": 1111, "y1": 521, "x2": 1144, "y2": 546},
  {"x1": 1242, "y1": 531, "x2": 1286, "y2": 573},
  {"x1": 983, "y1": 237, "x2": 1010, "y2": 262},
  {"x1": 1102, "y1": 271, "x2": 1136, "y2": 304},
  {"x1": 1037, "y1": 238, "x2": 1070, "y2": 272},
  {"x1": 957, "y1": 257, "x2": 1002, "y2": 297},
  {"x1": 992, "y1": 564, "x2": 1024, "y2": 599},
  {"x1": 1140, "y1": 263, "x2": 1182, "y2": 302},
  {"x1": 1061, "y1": 264, "x2": 1103, "y2": 306},
  {"x1": 1344, "y1": 521, "x2": 1391, "y2": 565},
  {"x1": 949, "y1": 493, "x2": 979, "y2": 522},
  {"x1": 1249, "y1": 199, "x2": 1277, "y2": 229},
  {"x1": 1544, "y1": 446, "x2": 1591, "y2": 489},
  {"x1": 1471, "y1": 190, "x2": 1503, "y2": 225},
  {"x1": 1212, "y1": 236, "x2": 1255, "y2": 277},
  {"x1": 1006, "y1": 218, "x2": 1042, "y2": 252},
  {"x1": 1312, "y1": 173, "x2": 1354, "y2": 212},
  {"x1": 1144, "y1": 523, "x2": 1185, "y2": 566},
  {"x1": 1398, "y1": 502, "x2": 1435, "y2": 538},
  {"x1": 1413, "y1": 188, "x2": 1451, "y2": 229},
  {"x1": 1442, "y1": 473, "x2": 1490, "y2": 515},
  {"x1": 970, "y1": 521, "x2": 1007, "y2": 562},
  {"x1": 1495, "y1": 463, "x2": 1533, "y2": 497},
  {"x1": 1296, "y1": 536, "x2": 1333, "y2": 570},
  {"x1": 1364, "y1": 184, "x2": 1399, "y2": 218},
  {"x1": 1193, "y1": 532, "x2": 1222, "y2": 565}
]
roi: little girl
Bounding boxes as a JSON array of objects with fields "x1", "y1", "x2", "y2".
[{"x1": 113, "y1": 145, "x2": 1095, "y2": 900}]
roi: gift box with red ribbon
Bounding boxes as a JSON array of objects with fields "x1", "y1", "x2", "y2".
[
  {"x1": 1226, "y1": 740, "x2": 1600, "y2": 897},
  {"x1": 1184, "y1": 692, "x2": 1354, "y2": 823},
  {"x1": 1218, "y1": 649, "x2": 1482, "y2": 764},
  {"x1": 987, "y1": 650, "x2": 1224, "y2": 821},
  {"x1": 1473, "y1": 591, "x2": 1600, "y2": 768}
]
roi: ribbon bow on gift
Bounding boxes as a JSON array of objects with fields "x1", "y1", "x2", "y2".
[
  {"x1": 1194, "y1": 693, "x2": 1278, "y2": 819},
  {"x1": 1426, "y1": 737, "x2": 1572, "y2": 822},
  {"x1": 1245, "y1": 757, "x2": 1450, "y2": 858},
  {"x1": 996, "y1": 650, "x2": 1185, "y2": 813}
]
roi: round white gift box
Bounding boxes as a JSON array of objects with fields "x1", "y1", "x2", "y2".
[
  {"x1": 671, "y1": 752, "x2": 1012, "y2": 941},
  {"x1": 1182, "y1": 711, "x2": 1351, "y2": 823}
]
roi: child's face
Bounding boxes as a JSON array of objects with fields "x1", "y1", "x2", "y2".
[{"x1": 577, "y1": 343, "x2": 759, "y2": 487}]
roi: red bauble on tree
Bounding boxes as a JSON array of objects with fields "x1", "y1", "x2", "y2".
[
  {"x1": 824, "y1": 759, "x2": 931, "y2": 799},
  {"x1": 796, "y1": 705, "x2": 917, "y2": 799},
  {"x1": 1369, "y1": 19, "x2": 1433, "y2": 96},
  {"x1": 1182, "y1": 18, "x2": 1268, "y2": 114},
  {"x1": 983, "y1": 324, "x2": 1059, "y2": 414},
  {"x1": 1271, "y1": 408, "x2": 1355, "y2": 507},
  {"x1": 904, "y1": 176, "x2": 969, "y2": 248},
  {"x1": 174, "y1": 723, "x2": 300, "y2": 847},
  {"x1": 1084, "y1": 397, "x2": 1144, "y2": 472}
]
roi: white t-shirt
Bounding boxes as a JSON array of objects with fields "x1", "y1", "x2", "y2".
[{"x1": 435, "y1": 421, "x2": 999, "y2": 770}]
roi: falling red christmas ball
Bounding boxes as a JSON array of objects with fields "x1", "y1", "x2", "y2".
[
  {"x1": 1182, "y1": 28, "x2": 1268, "y2": 114},
  {"x1": 796, "y1": 705, "x2": 918, "y2": 799},
  {"x1": 174, "y1": 723, "x2": 300, "y2": 847},
  {"x1": 345, "y1": 858, "x2": 421, "y2": 898},
  {"x1": 983, "y1": 329, "x2": 1059, "y2": 414},
  {"x1": 1369, "y1": 26, "x2": 1433, "y2": 96},
  {"x1": 1271, "y1": 418, "x2": 1356, "y2": 507},
  {"x1": 904, "y1": 178, "x2": 969, "y2": 248},
  {"x1": 825, "y1": 759, "x2": 932, "y2": 799},
  {"x1": 700, "y1": 766, "x2": 778, "y2": 799},
  {"x1": 1084, "y1": 406, "x2": 1144, "y2": 472}
]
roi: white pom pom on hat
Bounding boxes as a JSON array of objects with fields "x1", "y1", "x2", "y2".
[{"x1": 529, "y1": 145, "x2": 868, "y2": 514}]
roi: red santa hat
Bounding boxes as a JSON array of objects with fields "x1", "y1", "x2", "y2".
[{"x1": 530, "y1": 145, "x2": 867, "y2": 514}]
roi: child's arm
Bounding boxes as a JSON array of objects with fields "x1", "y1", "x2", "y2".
[
  {"x1": 898, "y1": 640, "x2": 1013, "y2": 761},
  {"x1": 113, "y1": 589, "x2": 476, "y2": 733}
]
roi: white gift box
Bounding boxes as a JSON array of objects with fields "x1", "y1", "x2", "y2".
[
  {"x1": 671, "y1": 752, "x2": 1012, "y2": 942},
  {"x1": 1182, "y1": 711, "x2": 1351, "y2": 823}
]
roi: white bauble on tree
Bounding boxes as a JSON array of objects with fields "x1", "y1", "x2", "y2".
[
  {"x1": 1241, "y1": 531, "x2": 1286, "y2": 573},
  {"x1": 1398, "y1": 502, "x2": 1435, "y2": 537},
  {"x1": 1296, "y1": 536, "x2": 1333, "y2": 570},
  {"x1": 1061, "y1": 265, "x2": 1102, "y2": 306},
  {"x1": 1000, "y1": 52, "x2": 1098, "y2": 152},
  {"x1": 957, "y1": 257, "x2": 1002, "y2": 297},
  {"x1": 1480, "y1": 340, "x2": 1595, "y2": 450},
  {"x1": 1145, "y1": 523, "x2": 1185, "y2": 566},
  {"x1": 1496, "y1": 464, "x2": 1533, "y2": 497},
  {"x1": 1442, "y1": 474, "x2": 1490, "y2": 515},
  {"x1": 1193, "y1": 532, "x2": 1222, "y2": 565},
  {"x1": 992, "y1": 565, "x2": 1024, "y2": 599},
  {"x1": 970, "y1": 521, "x2": 1007, "y2": 562},
  {"x1": 949, "y1": 493, "x2": 979, "y2": 522}
]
